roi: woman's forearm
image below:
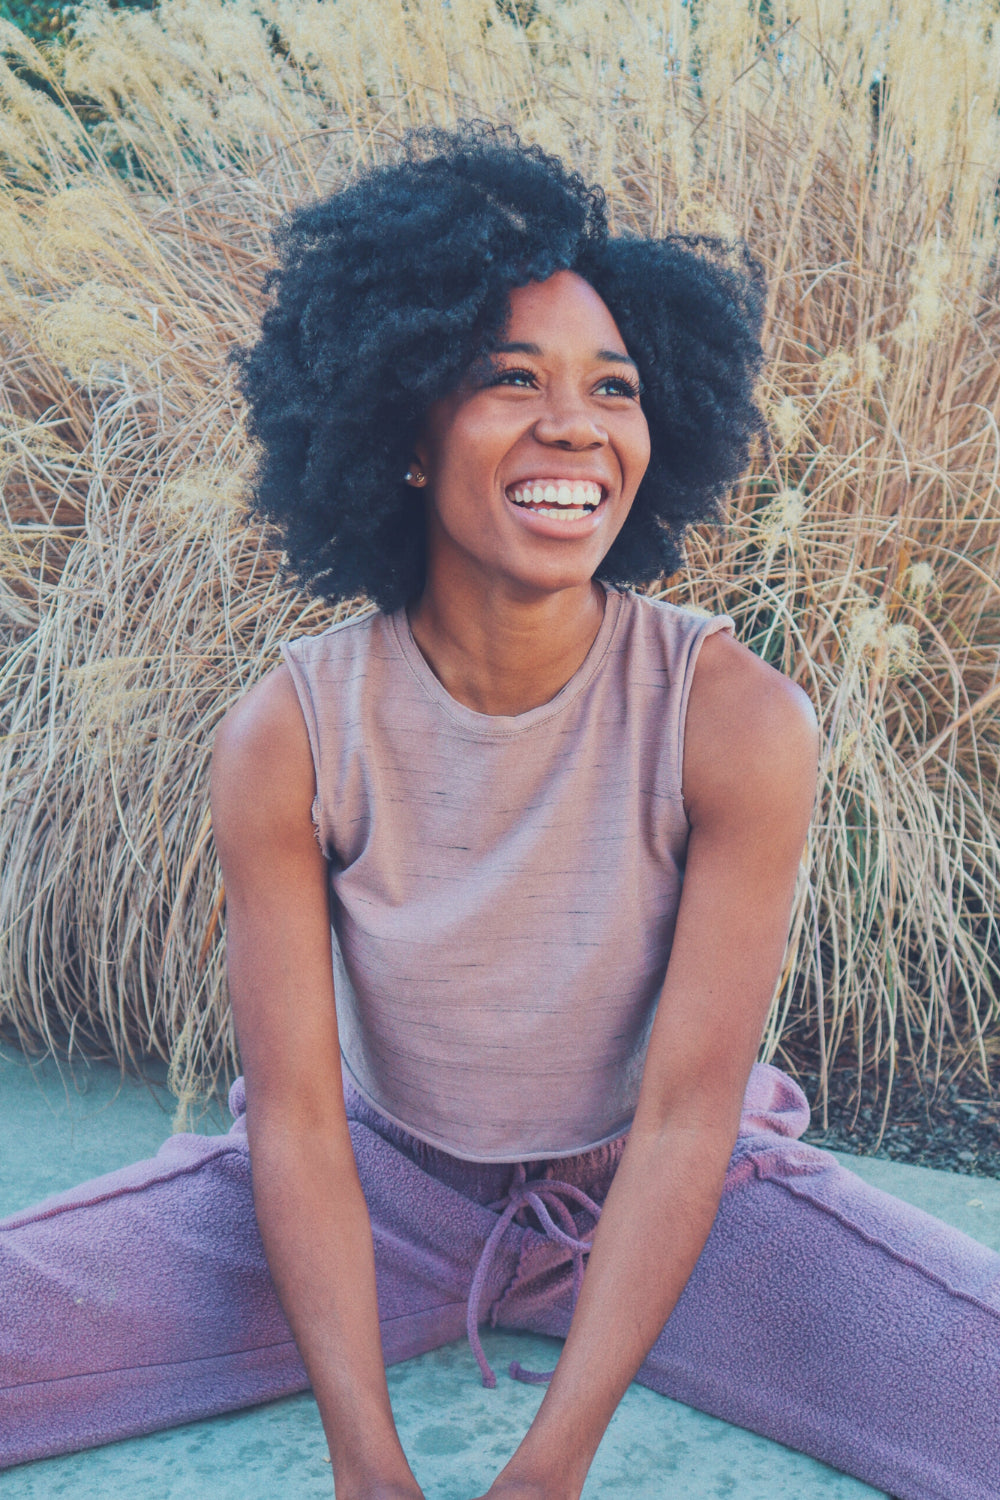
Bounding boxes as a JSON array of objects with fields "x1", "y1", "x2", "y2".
[
  {"x1": 498, "y1": 1112, "x2": 738, "y2": 1499},
  {"x1": 248, "y1": 1120, "x2": 421, "y2": 1498}
]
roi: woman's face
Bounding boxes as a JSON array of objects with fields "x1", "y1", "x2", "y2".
[{"x1": 411, "y1": 270, "x2": 651, "y2": 602}]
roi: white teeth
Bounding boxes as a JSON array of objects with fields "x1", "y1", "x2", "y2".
[
  {"x1": 509, "y1": 481, "x2": 603, "y2": 511},
  {"x1": 535, "y1": 506, "x2": 588, "y2": 520}
]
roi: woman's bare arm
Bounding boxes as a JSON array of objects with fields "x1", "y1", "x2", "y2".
[
  {"x1": 482, "y1": 634, "x2": 819, "y2": 1500},
  {"x1": 211, "y1": 667, "x2": 423, "y2": 1500}
]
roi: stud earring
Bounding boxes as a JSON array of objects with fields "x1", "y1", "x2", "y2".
[{"x1": 405, "y1": 466, "x2": 426, "y2": 486}]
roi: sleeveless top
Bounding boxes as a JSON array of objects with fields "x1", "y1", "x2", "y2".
[{"x1": 280, "y1": 584, "x2": 734, "y2": 1163}]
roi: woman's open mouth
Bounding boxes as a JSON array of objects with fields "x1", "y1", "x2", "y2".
[{"x1": 506, "y1": 479, "x2": 605, "y2": 522}]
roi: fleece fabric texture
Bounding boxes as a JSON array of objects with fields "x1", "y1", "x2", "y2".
[{"x1": 1, "y1": 1062, "x2": 998, "y2": 1499}]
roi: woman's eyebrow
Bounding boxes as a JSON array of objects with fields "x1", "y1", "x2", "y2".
[
  {"x1": 496, "y1": 341, "x2": 638, "y2": 368},
  {"x1": 598, "y1": 348, "x2": 638, "y2": 368}
]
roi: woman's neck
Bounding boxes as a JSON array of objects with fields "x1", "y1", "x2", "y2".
[{"x1": 405, "y1": 577, "x2": 607, "y2": 717}]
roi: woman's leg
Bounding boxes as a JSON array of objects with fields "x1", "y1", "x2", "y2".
[
  {"x1": 0, "y1": 1077, "x2": 521, "y2": 1470},
  {"x1": 500, "y1": 1064, "x2": 1000, "y2": 1500},
  {"x1": 0, "y1": 1081, "x2": 309, "y2": 1470}
]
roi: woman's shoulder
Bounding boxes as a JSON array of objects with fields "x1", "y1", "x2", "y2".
[
  {"x1": 212, "y1": 612, "x2": 382, "y2": 794},
  {"x1": 620, "y1": 590, "x2": 808, "y2": 716},
  {"x1": 209, "y1": 661, "x2": 321, "y2": 858},
  {"x1": 212, "y1": 605, "x2": 392, "y2": 837},
  {"x1": 617, "y1": 587, "x2": 736, "y2": 660},
  {"x1": 212, "y1": 661, "x2": 311, "y2": 789},
  {"x1": 682, "y1": 626, "x2": 819, "y2": 820},
  {"x1": 690, "y1": 626, "x2": 815, "y2": 730},
  {"x1": 279, "y1": 602, "x2": 383, "y2": 667},
  {"x1": 612, "y1": 589, "x2": 815, "y2": 806}
]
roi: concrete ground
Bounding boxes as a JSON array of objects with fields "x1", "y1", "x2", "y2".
[{"x1": 2, "y1": 1044, "x2": 998, "y2": 1499}]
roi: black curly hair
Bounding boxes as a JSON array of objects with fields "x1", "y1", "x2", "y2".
[{"x1": 228, "y1": 121, "x2": 767, "y2": 613}]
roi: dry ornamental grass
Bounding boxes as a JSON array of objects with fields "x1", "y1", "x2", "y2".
[{"x1": 0, "y1": 0, "x2": 997, "y2": 1133}]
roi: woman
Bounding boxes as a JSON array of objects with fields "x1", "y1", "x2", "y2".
[{"x1": 2, "y1": 125, "x2": 997, "y2": 1500}]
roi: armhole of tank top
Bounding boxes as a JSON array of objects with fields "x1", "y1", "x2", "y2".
[
  {"x1": 278, "y1": 640, "x2": 328, "y2": 856},
  {"x1": 675, "y1": 615, "x2": 737, "y2": 816}
]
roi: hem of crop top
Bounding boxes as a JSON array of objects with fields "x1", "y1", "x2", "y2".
[
  {"x1": 387, "y1": 579, "x2": 625, "y2": 737},
  {"x1": 340, "y1": 1051, "x2": 632, "y2": 1165}
]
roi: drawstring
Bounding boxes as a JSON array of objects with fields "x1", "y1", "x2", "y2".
[{"x1": 465, "y1": 1161, "x2": 603, "y2": 1388}]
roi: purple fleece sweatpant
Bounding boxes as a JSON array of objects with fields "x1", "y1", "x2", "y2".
[{"x1": 1, "y1": 1062, "x2": 997, "y2": 1498}]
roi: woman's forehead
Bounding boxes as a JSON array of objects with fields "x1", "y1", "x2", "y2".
[{"x1": 505, "y1": 271, "x2": 626, "y2": 350}]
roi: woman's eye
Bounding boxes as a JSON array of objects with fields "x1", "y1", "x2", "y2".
[
  {"x1": 491, "y1": 366, "x2": 537, "y2": 388},
  {"x1": 596, "y1": 374, "x2": 642, "y2": 399}
]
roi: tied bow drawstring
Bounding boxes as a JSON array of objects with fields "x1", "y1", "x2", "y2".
[{"x1": 465, "y1": 1162, "x2": 603, "y2": 1388}]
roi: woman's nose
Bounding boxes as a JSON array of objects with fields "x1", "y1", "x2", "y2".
[{"x1": 532, "y1": 393, "x2": 608, "y2": 449}]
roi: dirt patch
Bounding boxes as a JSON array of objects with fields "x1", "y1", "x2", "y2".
[{"x1": 788, "y1": 1058, "x2": 1000, "y2": 1179}]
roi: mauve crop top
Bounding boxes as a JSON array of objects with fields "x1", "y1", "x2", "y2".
[{"x1": 279, "y1": 583, "x2": 734, "y2": 1162}]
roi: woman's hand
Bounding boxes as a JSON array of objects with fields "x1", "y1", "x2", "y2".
[
  {"x1": 469, "y1": 1453, "x2": 579, "y2": 1500},
  {"x1": 340, "y1": 1482, "x2": 426, "y2": 1500},
  {"x1": 471, "y1": 1481, "x2": 569, "y2": 1500}
]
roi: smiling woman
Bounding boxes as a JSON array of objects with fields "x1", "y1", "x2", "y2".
[
  {"x1": 225, "y1": 120, "x2": 766, "y2": 615},
  {"x1": 2, "y1": 123, "x2": 998, "y2": 1500},
  {"x1": 405, "y1": 271, "x2": 651, "y2": 717}
]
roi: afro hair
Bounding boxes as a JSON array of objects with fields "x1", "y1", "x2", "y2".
[{"x1": 228, "y1": 121, "x2": 767, "y2": 613}]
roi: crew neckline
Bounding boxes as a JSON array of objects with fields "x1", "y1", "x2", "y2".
[{"x1": 388, "y1": 582, "x2": 626, "y2": 736}]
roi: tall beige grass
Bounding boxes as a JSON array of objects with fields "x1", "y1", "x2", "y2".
[{"x1": 1, "y1": 0, "x2": 997, "y2": 1130}]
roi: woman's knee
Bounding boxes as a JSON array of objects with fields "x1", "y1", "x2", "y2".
[{"x1": 737, "y1": 1061, "x2": 811, "y2": 1141}]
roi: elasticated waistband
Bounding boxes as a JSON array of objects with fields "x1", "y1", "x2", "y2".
[{"x1": 342, "y1": 1072, "x2": 628, "y2": 1208}]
